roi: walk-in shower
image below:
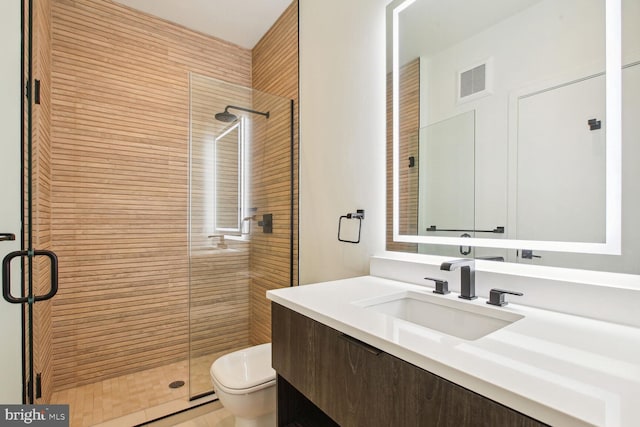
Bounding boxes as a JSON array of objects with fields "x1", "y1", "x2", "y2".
[{"x1": 41, "y1": 72, "x2": 295, "y2": 425}]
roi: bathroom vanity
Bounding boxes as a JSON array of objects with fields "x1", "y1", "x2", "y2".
[
  {"x1": 268, "y1": 275, "x2": 640, "y2": 427},
  {"x1": 272, "y1": 303, "x2": 544, "y2": 426}
]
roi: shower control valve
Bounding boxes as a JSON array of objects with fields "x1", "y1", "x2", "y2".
[{"x1": 258, "y1": 214, "x2": 273, "y2": 233}]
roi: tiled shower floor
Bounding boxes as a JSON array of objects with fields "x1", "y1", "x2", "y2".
[{"x1": 50, "y1": 351, "x2": 240, "y2": 427}]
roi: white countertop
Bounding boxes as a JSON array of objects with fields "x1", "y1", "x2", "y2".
[{"x1": 267, "y1": 276, "x2": 640, "y2": 427}]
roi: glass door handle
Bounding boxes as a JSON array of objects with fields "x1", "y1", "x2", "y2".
[
  {"x1": 2, "y1": 250, "x2": 59, "y2": 304},
  {"x1": 0, "y1": 233, "x2": 16, "y2": 241}
]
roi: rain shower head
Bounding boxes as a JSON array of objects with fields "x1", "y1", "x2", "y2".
[
  {"x1": 215, "y1": 109, "x2": 238, "y2": 123},
  {"x1": 214, "y1": 105, "x2": 270, "y2": 123}
]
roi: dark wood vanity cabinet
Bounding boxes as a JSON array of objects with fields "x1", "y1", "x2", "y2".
[{"x1": 272, "y1": 302, "x2": 548, "y2": 427}]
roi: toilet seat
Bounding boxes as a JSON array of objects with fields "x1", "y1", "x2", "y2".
[
  {"x1": 213, "y1": 376, "x2": 276, "y2": 395},
  {"x1": 211, "y1": 343, "x2": 276, "y2": 395}
]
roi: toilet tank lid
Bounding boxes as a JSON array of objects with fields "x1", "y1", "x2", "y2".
[{"x1": 211, "y1": 343, "x2": 276, "y2": 390}]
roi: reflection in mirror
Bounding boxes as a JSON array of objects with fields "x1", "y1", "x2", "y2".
[
  {"x1": 514, "y1": 76, "x2": 605, "y2": 243},
  {"x1": 387, "y1": 0, "x2": 640, "y2": 273},
  {"x1": 418, "y1": 111, "x2": 475, "y2": 238},
  {"x1": 215, "y1": 121, "x2": 245, "y2": 233}
]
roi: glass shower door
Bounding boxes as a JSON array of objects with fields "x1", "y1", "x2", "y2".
[{"x1": 188, "y1": 73, "x2": 293, "y2": 398}]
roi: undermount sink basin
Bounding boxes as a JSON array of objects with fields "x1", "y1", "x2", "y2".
[{"x1": 354, "y1": 291, "x2": 524, "y2": 340}]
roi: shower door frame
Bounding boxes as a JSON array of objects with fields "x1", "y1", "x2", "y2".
[{"x1": 0, "y1": 0, "x2": 59, "y2": 405}]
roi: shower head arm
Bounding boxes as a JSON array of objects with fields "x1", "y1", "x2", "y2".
[{"x1": 224, "y1": 105, "x2": 270, "y2": 119}]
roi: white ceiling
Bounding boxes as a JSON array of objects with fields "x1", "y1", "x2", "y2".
[{"x1": 112, "y1": 0, "x2": 293, "y2": 49}]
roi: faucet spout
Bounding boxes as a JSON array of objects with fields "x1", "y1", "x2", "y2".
[
  {"x1": 440, "y1": 258, "x2": 475, "y2": 271},
  {"x1": 440, "y1": 258, "x2": 476, "y2": 300}
]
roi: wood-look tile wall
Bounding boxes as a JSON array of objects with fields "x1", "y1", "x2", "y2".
[
  {"x1": 188, "y1": 246, "x2": 250, "y2": 356},
  {"x1": 31, "y1": 0, "x2": 54, "y2": 403},
  {"x1": 386, "y1": 59, "x2": 420, "y2": 253},
  {"x1": 50, "y1": 0, "x2": 253, "y2": 389},
  {"x1": 249, "y1": 0, "x2": 299, "y2": 345}
]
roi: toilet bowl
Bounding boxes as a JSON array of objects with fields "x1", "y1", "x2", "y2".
[{"x1": 210, "y1": 343, "x2": 276, "y2": 427}]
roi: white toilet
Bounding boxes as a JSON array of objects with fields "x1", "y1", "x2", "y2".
[{"x1": 210, "y1": 343, "x2": 277, "y2": 427}]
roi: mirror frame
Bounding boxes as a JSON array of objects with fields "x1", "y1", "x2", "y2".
[{"x1": 390, "y1": 0, "x2": 622, "y2": 254}]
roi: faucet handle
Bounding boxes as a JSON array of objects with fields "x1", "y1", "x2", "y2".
[
  {"x1": 424, "y1": 277, "x2": 450, "y2": 295},
  {"x1": 487, "y1": 288, "x2": 523, "y2": 307}
]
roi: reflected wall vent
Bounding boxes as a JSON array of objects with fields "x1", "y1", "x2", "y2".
[{"x1": 457, "y1": 58, "x2": 493, "y2": 103}]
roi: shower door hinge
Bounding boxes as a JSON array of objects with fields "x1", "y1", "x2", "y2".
[
  {"x1": 36, "y1": 373, "x2": 42, "y2": 399},
  {"x1": 26, "y1": 378, "x2": 33, "y2": 402},
  {"x1": 25, "y1": 80, "x2": 41, "y2": 105},
  {"x1": 34, "y1": 80, "x2": 41, "y2": 105}
]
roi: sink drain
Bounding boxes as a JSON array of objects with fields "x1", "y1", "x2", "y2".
[{"x1": 169, "y1": 380, "x2": 185, "y2": 389}]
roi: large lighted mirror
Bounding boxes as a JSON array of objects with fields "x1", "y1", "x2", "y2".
[{"x1": 388, "y1": 0, "x2": 640, "y2": 273}]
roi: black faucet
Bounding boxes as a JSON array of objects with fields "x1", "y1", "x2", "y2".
[{"x1": 440, "y1": 259, "x2": 476, "y2": 300}]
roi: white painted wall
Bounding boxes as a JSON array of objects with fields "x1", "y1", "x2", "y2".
[
  {"x1": 298, "y1": 0, "x2": 388, "y2": 284},
  {"x1": 0, "y1": 0, "x2": 24, "y2": 404}
]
